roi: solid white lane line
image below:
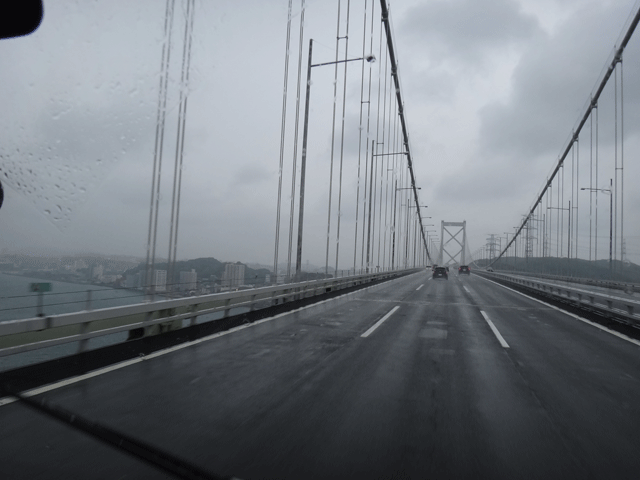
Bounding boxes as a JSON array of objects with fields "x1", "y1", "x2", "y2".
[
  {"x1": 361, "y1": 306, "x2": 400, "y2": 338},
  {"x1": 463, "y1": 286, "x2": 472, "y2": 294},
  {"x1": 0, "y1": 276, "x2": 423, "y2": 407},
  {"x1": 476, "y1": 275, "x2": 640, "y2": 347},
  {"x1": 416, "y1": 284, "x2": 424, "y2": 291},
  {"x1": 480, "y1": 310, "x2": 510, "y2": 348}
]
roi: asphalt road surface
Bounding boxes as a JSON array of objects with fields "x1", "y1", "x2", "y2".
[{"x1": 2, "y1": 271, "x2": 640, "y2": 479}]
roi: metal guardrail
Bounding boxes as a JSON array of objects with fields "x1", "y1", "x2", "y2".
[
  {"x1": 477, "y1": 271, "x2": 640, "y2": 327},
  {"x1": 486, "y1": 270, "x2": 639, "y2": 294},
  {"x1": 0, "y1": 269, "x2": 419, "y2": 358}
]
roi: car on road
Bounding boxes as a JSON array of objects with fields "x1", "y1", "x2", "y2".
[
  {"x1": 458, "y1": 265, "x2": 470, "y2": 275},
  {"x1": 486, "y1": 267, "x2": 494, "y2": 272},
  {"x1": 433, "y1": 266, "x2": 448, "y2": 280}
]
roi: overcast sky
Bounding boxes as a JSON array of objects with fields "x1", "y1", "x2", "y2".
[{"x1": 1, "y1": 0, "x2": 639, "y2": 270}]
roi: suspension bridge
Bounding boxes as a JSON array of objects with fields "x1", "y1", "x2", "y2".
[{"x1": 2, "y1": 1, "x2": 640, "y2": 479}]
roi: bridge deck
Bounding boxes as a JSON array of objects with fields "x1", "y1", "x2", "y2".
[{"x1": 2, "y1": 272, "x2": 640, "y2": 479}]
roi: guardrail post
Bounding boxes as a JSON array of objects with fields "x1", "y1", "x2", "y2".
[
  {"x1": 145, "y1": 311, "x2": 157, "y2": 336},
  {"x1": 77, "y1": 322, "x2": 90, "y2": 353},
  {"x1": 189, "y1": 304, "x2": 199, "y2": 326},
  {"x1": 626, "y1": 304, "x2": 634, "y2": 316},
  {"x1": 36, "y1": 291, "x2": 44, "y2": 318},
  {"x1": 250, "y1": 294, "x2": 257, "y2": 312},
  {"x1": 223, "y1": 298, "x2": 231, "y2": 318},
  {"x1": 85, "y1": 290, "x2": 93, "y2": 311},
  {"x1": 607, "y1": 300, "x2": 613, "y2": 310}
]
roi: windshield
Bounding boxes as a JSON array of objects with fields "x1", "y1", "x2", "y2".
[{"x1": 2, "y1": 1, "x2": 640, "y2": 479}]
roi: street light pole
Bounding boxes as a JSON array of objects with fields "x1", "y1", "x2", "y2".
[
  {"x1": 295, "y1": 39, "x2": 375, "y2": 277},
  {"x1": 393, "y1": 185, "x2": 418, "y2": 270},
  {"x1": 295, "y1": 39, "x2": 313, "y2": 278},
  {"x1": 581, "y1": 179, "x2": 613, "y2": 277},
  {"x1": 609, "y1": 179, "x2": 613, "y2": 278}
]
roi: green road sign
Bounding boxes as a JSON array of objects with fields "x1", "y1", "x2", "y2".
[{"x1": 30, "y1": 283, "x2": 52, "y2": 293}]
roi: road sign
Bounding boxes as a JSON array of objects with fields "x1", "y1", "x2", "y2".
[{"x1": 30, "y1": 283, "x2": 52, "y2": 293}]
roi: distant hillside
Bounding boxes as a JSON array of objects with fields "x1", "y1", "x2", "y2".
[{"x1": 477, "y1": 256, "x2": 640, "y2": 283}]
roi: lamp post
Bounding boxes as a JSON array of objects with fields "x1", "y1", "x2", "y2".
[
  {"x1": 405, "y1": 203, "x2": 427, "y2": 268},
  {"x1": 547, "y1": 202, "x2": 571, "y2": 259},
  {"x1": 392, "y1": 186, "x2": 419, "y2": 269},
  {"x1": 581, "y1": 179, "x2": 613, "y2": 278},
  {"x1": 420, "y1": 222, "x2": 434, "y2": 266},
  {"x1": 295, "y1": 39, "x2": 376, "y2": 277},
  {"x1": 425, "y1": 229, "x2": 437, "y2": 263}
]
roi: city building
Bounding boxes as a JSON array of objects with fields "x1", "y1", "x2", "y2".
[
  {"x1": 179, "y1": 269, "x2": 197, "y2": 291},
  {"x1": 222, "y1": 263, "x2": 245, "y2": 289},
  {"x1": 92, "y1": 265, "x2": 104, "y2": 281},
  {"x1": 154, "y1": 269, "x2": 167, "y2": 292}
]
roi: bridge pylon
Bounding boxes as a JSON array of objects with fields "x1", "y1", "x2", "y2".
[{"x1": 440, "y1": 221, "x2": 467, "y2": 267}]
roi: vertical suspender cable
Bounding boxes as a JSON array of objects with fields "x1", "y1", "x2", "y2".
[
  {"x1": 575, "y1": 137, "x2": 579, "y2": 259},
  {"x1": 382, "y1": 67, "x2": 395, "y2": 269},
  {"x1": 589, "y1": 106, "x2": 593, "y2": 261},
  {"x1": 369, "y1": 19, "x2": 384, "y2": 271},
  {"x1": 376, "y1": 45, "x2": 389, "y2": 267},
  {"x1": 146, "y1": 0, "x2": 175, "y2": 296},
  {"x1": 168, "y1": 0, "x2": 196, "y2": 290},
  {"x1": 561, "y1": 164, "x2": 564, "y2": 257},
  {"x1": 325, "y1": 0, "x2": 342, "y2": 276},
  {"x1": 595, "y1": 104, "x2": 599, "y2": 261},
  {"x1": 549, "y1": 181, "x2": 553, "y2": 258},
  {"x1": 570, "y1": 145, "x2": 574, "y2": 259},
  {"x1": 286, "y1": 0, "x2": 306, "y2": 280},
  {"x1": 335, "y1": 0, "x2": 351, "y2": 274},
  {"x1": 390, "y1": 96, "x2": 399, "y2": 269},
  {"x1": 354, "y1": 0, "x2": 369, "y2": 272},
  {"x1": 167, "y1": 0, "x2": 194, "y2": 290},
  {"x1": 557, "y1": 172, "x2": 560, "y2": 257},
  {"x1": 620, "y1": 58, "x2": 624, "y2": 267},
  {"x1": 360, "y1": 0, "x2": 376, "y2": 270},
  {"x1": 273, "y1": 0, "x2": 294, "y2": 283},
  {"x1": 366, "y1": 140, "x2": 375, "y2": 271},
  {"x1": 361, "y1": 132, "x2": 370, "y2": 270},
  {"x1": 614, "y1": 62, "x2": 618, "y2": 266},
  {"x1": 380, "y1": 53, "x2": 392, "y2": 269}
]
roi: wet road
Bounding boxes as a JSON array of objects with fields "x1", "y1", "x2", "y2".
[{"x1": 2, "y1": 272, "x2": 640, "y2": 479}]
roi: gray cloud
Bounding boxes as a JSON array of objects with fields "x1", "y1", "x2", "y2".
[
  {"x1": 1, "y1": 0, "x2": 639, "y2": 269},
  {"x1": 478, "y1": 1, "x2": 640, "y2": 161},
  {"x1": 400, "y1": 0, "x2": 540, "y2": 67}
]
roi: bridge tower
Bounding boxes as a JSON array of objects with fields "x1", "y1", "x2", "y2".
[{"x1": 440, "y1": 221, "x2": 467, "y2": 267}]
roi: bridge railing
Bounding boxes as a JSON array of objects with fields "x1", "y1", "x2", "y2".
[
  {"x1": 0, "y1": 268, "x2": 420, "y2": 360},
  {"x1": 485, "y1": 270, "x2": 640, "y2": 295},
  {"x1": 476, "y1": 270, "x2": 640, "y2": 328}
]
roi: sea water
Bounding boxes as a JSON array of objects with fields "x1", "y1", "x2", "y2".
[{"x1": 0, "y1": 273, "x2": 146, "y2": 372}]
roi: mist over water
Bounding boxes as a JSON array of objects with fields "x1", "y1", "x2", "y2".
[{"x1": 0, "y1": 273, "x2": 145, "y2": 321}]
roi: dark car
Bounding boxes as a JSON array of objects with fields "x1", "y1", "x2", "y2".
[
  {"x1": 458, "y1": 265, "x2": 470, "y2": 275},
  {"x1": 433, "y1": 267, "x2": 448, "y2": 280}
]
